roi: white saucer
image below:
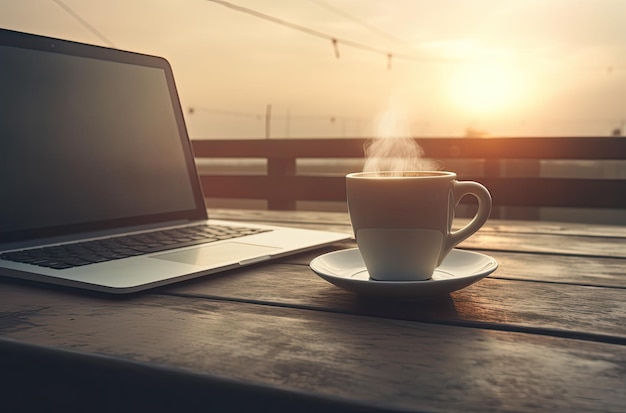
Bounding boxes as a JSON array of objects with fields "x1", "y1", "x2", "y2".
[{"x1": 310, "y1": 248, "x2": 497, "y2": 297}]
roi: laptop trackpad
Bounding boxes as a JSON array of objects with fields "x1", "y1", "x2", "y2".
[{"x1": 152, "y1": 242, "x2": 280, "y2": 267}]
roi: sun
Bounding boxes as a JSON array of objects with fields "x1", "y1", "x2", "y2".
[{"x1": 448, "y1": 62, "x2": 526, "y2": 116}]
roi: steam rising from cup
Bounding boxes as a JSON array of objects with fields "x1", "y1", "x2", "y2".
[{"x1": 363, "y1": 108, "x2": 437, "y2": 175}]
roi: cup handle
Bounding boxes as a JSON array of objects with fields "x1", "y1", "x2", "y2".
[{"x1": 442, "y1": 181, "x2": 492, "y2": 261}]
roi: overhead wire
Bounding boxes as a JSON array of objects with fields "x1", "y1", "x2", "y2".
[
  {"x1": 48, "y1": 0, "x2": 623, "y2": 74},
  {"x1": 204, "y1": 0, "x2": 455, "y2": 66},
  {"x1": 306, "y1": 0, "x2": 408, "y2": 47},
  {"x1": 51, "y1": 0, "x2": 116, "y2": 48}
]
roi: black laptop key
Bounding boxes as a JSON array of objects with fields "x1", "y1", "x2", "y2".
[{"x1": 1, "y1": 224, "x2": 271, "y2": 270}]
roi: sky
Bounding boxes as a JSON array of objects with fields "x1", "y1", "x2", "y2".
[{"x1": 2, "y1": 0, "x2": 626, "y2": 138}]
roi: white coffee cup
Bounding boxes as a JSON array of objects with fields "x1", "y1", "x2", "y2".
[{"x1": 346, "y1": 171, "x2": 492, "y2": 281}]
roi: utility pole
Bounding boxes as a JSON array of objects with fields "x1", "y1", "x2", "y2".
[
  {"x1": 285, "y1": 107, "x2": 291, "y2": 138},
  {"x1": 265, "y1": 104, "x2": 272, "y2": 139}
]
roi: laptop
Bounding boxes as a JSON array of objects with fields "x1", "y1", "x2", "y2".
[{"x1": 0, "y1": 28, "x2": 350, "y2": 294}]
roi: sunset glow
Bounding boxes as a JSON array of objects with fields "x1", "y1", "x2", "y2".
[
  {"x1": 1, "y1": 1, "x2": 625, "y2": 137},
  {"x1": 447, "y1": 61, "x2": 527, "y2": 116}
]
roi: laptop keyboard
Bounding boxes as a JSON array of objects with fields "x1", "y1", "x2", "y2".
[{"x1": 1, "y1": 224, "x2": 271, "y2": 270}]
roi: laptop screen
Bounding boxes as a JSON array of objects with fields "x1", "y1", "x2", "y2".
[{"x1": 0, "y1": 29, "x2": 206, "y2": 243}]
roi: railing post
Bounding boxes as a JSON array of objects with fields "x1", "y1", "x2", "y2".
[{"x1": 267, "y1": 157, "x2": 296, "y2": 210}]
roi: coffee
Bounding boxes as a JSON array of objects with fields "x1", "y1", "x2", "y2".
[{"x1": 346, "y1": 171, "x2": 491, "y2": 281}]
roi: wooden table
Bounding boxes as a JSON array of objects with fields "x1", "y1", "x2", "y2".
[{"x1": 1, "y1": 210, "x2": 625, "y2": 412}]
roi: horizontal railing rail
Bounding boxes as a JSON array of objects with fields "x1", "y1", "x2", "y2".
[{"x1": 191, "y1": 137, "x2": 626, "y2": 211}]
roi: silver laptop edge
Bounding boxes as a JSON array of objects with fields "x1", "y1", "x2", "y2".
[{"x1": 0, "y1": 28, "x2": 349, "y2": 293}]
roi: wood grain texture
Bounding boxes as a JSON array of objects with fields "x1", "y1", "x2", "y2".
[
  {"x1": 1, "y1": 284, "x2": 624, "y2": 412},
  {"x1": 1, "y1": 213, "x2": 624, "y2": 412},
  {"x1": 192, "y1": 137, "x2": 626, "y2": 160},
  {"x1": 210, "y1": 209, "x2": 626, "y2": 258},
  {"x1": 202, "y1": 175, "x2": 626, "y2": 208},
  {"x1": 162, "y1": 259, "x2": 626, "y2": 342},
  {"x1": 283, "y1": 248, "x2": 626, "y2": 289},
  {"x1": 193, "y1": 138, "x2": 626, "y2": 210},
  {"x1": 209, "y1": 209, "x2": 626, "y2": 238}
]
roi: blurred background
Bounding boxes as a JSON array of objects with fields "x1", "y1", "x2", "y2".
[{"x1": 2, "y1": 0, "x2": 625, "y2": 139}]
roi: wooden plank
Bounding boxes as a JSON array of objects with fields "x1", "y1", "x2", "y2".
[
  {"x1": 1, "y1": 339, "x2": 387, "y2": 413},
  {"x1": 0, "y1": 284, "x2": 624, "y2": 412},
  {"x1": 419, "y1": 137, "x2": 626, "y2": 160},
  {"x1": 267, "y1": 158, "x2": 297, "y2": 210},
  {"x1": 481, "y1": 219, "x2": 626, "y2": 238},
  {"x1": 200, "y1": 175, "x2": 346, "y2": 202},
  {"x1": 469, "y1": 177, "x2": 626, "y2": 208},
  {"x1": 208, "y1": 208, "x2": 354, "y2": 226},
  {"x1": 207, "y1": 212, "x2": 626, "y2": 258},
  {"x1": 192, "y1": 137, "x2": 626, "y2": 160},
  {"x1": 200, "y1": 175, "x2": 626, "y2": 208},
  {"x1": 163, "y1": 258, "x2": 626, "y2": 341},
  {"x1": 280, "y1": 248, "x2": 626, "y2": 289},
  {"x1": 462, "y1": 232, "x2": 626, "y2": 258},
  {"x1": 192, "y1": 138, "x2": 368, "y2": 158},
  {"x1": 193, "y1": 138, "x2": 626, "y2": 210},
  {"x1": 208, "y1": 209, "x2": 626, "y2": 238},
  {"x1": 208, "y1": 210, "x2": 626, "y2": 258}
]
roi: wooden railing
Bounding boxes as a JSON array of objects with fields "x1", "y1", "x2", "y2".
[{"x1": 191, "y1": 137, "x2": 626, "y2": 214}]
